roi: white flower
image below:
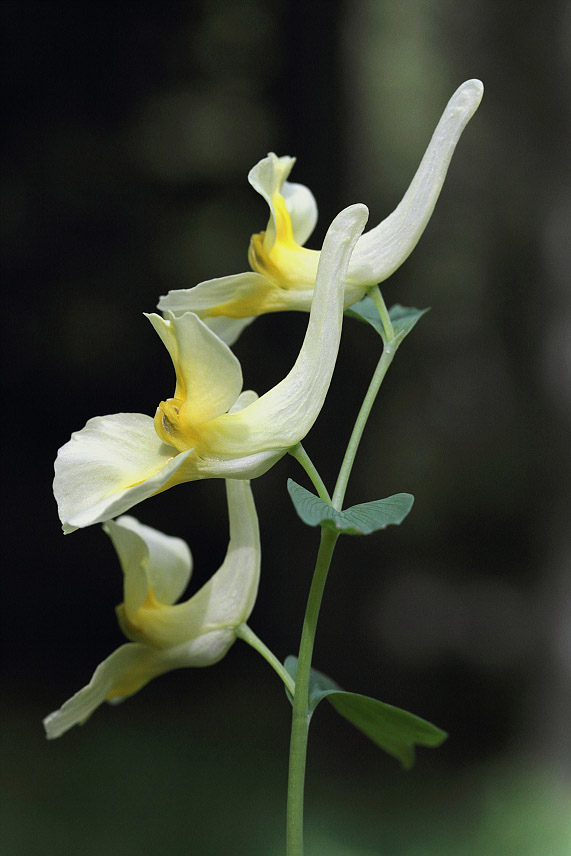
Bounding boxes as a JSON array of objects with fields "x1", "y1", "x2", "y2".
[
  {"x1": 44, "y1": 479, "x2": 259, "y2": 739},
  {"x1": 159, "y1": 79, "x2": 484, "y2": 344},
  {"x1": 54, "y1": 204, "x2": 368, "y2": 533}
]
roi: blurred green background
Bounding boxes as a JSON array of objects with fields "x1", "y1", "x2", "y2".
[{"x1": 2, "y1": 1, "x2": 570, "y2": 853}]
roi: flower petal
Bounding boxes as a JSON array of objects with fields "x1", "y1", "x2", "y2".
[
  {"x1": 157, "y1": 271, "x2": 281, "y2": 321},
  {"x1": 281, "y1": 180, "x2": 318, "y2": 246},
  {"x1": 248, "y1": 152, "x2": 295, "y2": 250},
  {"x1": 188, "y1": 448, "x2": 285, "y2": 480},
  {"x1": 54, "y1": 413, "x2": 192, "y2": 533},
  {"x1": 104, "y1": 516, "x2": 193, "y2": 616},
  {"x1": 349, "y1": 79, "x2": 484, "y2": 285},
  {"x1": 199, "y1": 203, "x2": 369, "y2": 455},
  {"x1": 121, "y1": 480, "x2": 260, "y2": 648},
  {"x1": 43, "y1": 634, "x2": 234, "y2": 739},
  {"x1": 179, "y1": 479, "x2": 259, "y2": 631},
  {"x1": 43, "y1": 644, "x2": 160, "y2": 738},
  {"x1": 147, "y1": 312, "x2": 243, "y2": 424}
]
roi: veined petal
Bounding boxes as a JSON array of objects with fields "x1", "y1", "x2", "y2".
[
  {"x1": 282, "y1": 180, "x2": 318, "y2": 246},
  {"x1": 54, "y1": 413, "x2": 192, "y2": 533},
  {"x1": 198, "y1": 203, "x2": 369, "y2": 455},
  {"x1": 43, "y1": 633, "x2": 234, "y2": 739},
  {"x1": 148, "y1": 312, "x2": 243, "y2": 425},
  {"x1": 157, "y1": 271, "x2": 283, "y2": 320},
  {"x1": 349, "y1": 79, "x2": 484, "y2": 284},
  {"x1": 119, "y1": 480, "x2": 260, "y2": 648},
  {"x1": 104, "y1": 516, "x2": 193, "y2": 618}
]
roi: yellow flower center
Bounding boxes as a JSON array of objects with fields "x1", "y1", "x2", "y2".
[
  {"x1": 107, "y1": 587, "x2": 169, "y2": 699},
  {"x1": 115, "y1": 584, "x2": 188, "y2": 653},
  {"x1": 154, "y1": 398, "x2": 196, "y2": 452},
  {"x1": 248, "y1": 193, "x2": 320, "y2": 290}
]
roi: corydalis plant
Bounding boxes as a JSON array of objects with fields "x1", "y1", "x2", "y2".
[{"x1": 47, "y1": 80, "x2": 483, "y2": 856}]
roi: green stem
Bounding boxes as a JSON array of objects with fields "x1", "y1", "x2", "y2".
[
  {"x1": 235, "y1": 623, "x2": 295, "y2": 696},
  {"x1": 286, "y1": 288, "x2": 398, "y2": 852},
  {"x1": 287, "y1": 527, "x2": 339, "y2": 856},
  {"x1": 289, "y1": 442, "x2": 332, "y2": 504},
  {"x1": 331, "y1": 342, "x2": 397, "y2": 511},
  {"x1": 369, "y1": 284, "x2": 395, "y2": 342}
]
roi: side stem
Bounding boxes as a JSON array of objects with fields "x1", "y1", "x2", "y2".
[
  {"x1": 289, "y1": 443, "x2": 332, "y2": 504},
  {"x1": 332, "y1": 342, "x2": 397, "y2": 511},
  {"x1": 235, "y1": 623, "x2": 296, "y2": 696}
]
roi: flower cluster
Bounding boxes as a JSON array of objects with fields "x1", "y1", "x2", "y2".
[{"x1": 46, "y1": 80, "x2": 483, "y2": 736}]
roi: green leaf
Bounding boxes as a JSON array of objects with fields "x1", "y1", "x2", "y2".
[
  {"x1": 346, "y1": 298, "x2": 429, "y2": 344},
  {"x1": 287, "y1": 479, "x2": 414, "y2": 535},
  {"x1": 284, "y1": 657, "x2": 447, "y2": 769}
]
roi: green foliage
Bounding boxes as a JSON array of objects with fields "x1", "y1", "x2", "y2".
[
  {"x1": 287, "y1": 479, "x2": 414, "y2": 535},
  {"x1": 346, "y1": 298, "x2": 429, "y2": 344},
  {"x1": 285, "y1": 657, "x2": 447, "y2": 769}
]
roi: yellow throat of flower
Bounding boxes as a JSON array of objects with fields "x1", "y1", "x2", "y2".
[
  {"x1": 248, "y1": 192, "x2": 320, "y2": 291},
  {"x1": 116, "y1": 586, "x2": 172, "y2": 650},
  {"x1": 107, "y1": 587, "x2": 170, "y2": 700},
  {"x1": 154, "y1": 398, "x2": 199, "y2": 453}
]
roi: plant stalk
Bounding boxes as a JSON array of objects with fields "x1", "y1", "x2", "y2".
[{"x1": 286, "y1": 527, "x2": 338, "y2": 856}]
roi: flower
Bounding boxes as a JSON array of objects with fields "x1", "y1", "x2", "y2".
[
  {"x1": 44, "y1": 479, "x2": 260, "y2": 739},
  {"x1": 158, "y1": 79, "x2": 484, "y2": 344},
  {"x1": 53, "y1": 203, "x2": 368, "y2": 533}
]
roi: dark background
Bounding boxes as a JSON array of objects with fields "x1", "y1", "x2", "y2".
[{"x1": 2, "y1": 1, "x2": 571, "y2": 854}]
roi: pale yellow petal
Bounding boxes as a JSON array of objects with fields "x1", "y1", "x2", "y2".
[
  {"x1": 148, "y1": 312, "x2": 243, "y2": 424},
  {"x1": 349, "y1": 79, "x2": 484, "y2": 285},
  {"x1": 43, "y1": 643, "x2": 166, "y2": 739},
  {"x1": 103, "y1": 518, "x2": 149, "y2": 619},
  {"x1": 54, "y1": 413, "x2": 192, "y2": 533},
  {"x1": 157, "y1": 272, "x2": 282, "y2": 320},
  {"x1": 104, "y1": 516, "x2": 193, "y2": 617},
  {"x1": 248, "y1": 153, "x2": 295, "y2": 248},
  {"x1": 282, "y1": 180, "x2": 318, "y2": 246},
  {"x1": 123, "y1": 480, "x2": 260, "y2": 648},
  {"x1": 43, "y1": 634, "x2": 234, "y2": 739}
]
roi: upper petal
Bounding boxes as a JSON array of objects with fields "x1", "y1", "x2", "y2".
[
  {"x1": 54, "y1": 413, "x2": 192, "y2": 533},
  {"x1": 104, "y1": 516, "x2": 193, "y2": 616},
  {"x1": 281, "y1": 180, "x2": 318, "y2": 246},
  {"x1": 248, "y1": 152, "x2": 296, "y2": 251},
  {"x1": 349, "y1": 79, "x2": 484, "y2": 285},
  {"x1": 147, "y1": 312, "x2": 243, "y2": 424}
]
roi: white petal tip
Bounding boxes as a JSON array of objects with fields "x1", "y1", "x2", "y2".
[{"x1": 454, "y1": 79, "x2": 484, "y2": 113}]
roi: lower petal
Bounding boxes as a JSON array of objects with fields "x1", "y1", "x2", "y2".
[
  {"x1": 54, "y1": 413, "x2": 193, "y2": 533},
  {"x1": 43, "y1": 643, "x2": 164, "y2": 739},
  {"x1": 158, "y1": 272, "x2": 282, "y2": 319},
  {"x1": 43, "y1": 632, "x2": 236, "y2": 739}
]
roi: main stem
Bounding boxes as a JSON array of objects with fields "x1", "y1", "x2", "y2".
[
  {"x1": 287, "y1": 287, "x2": 396, "y2": 854},
  {"x1": 286, "y1": 527, "x2": 338, "y2": 856}
]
